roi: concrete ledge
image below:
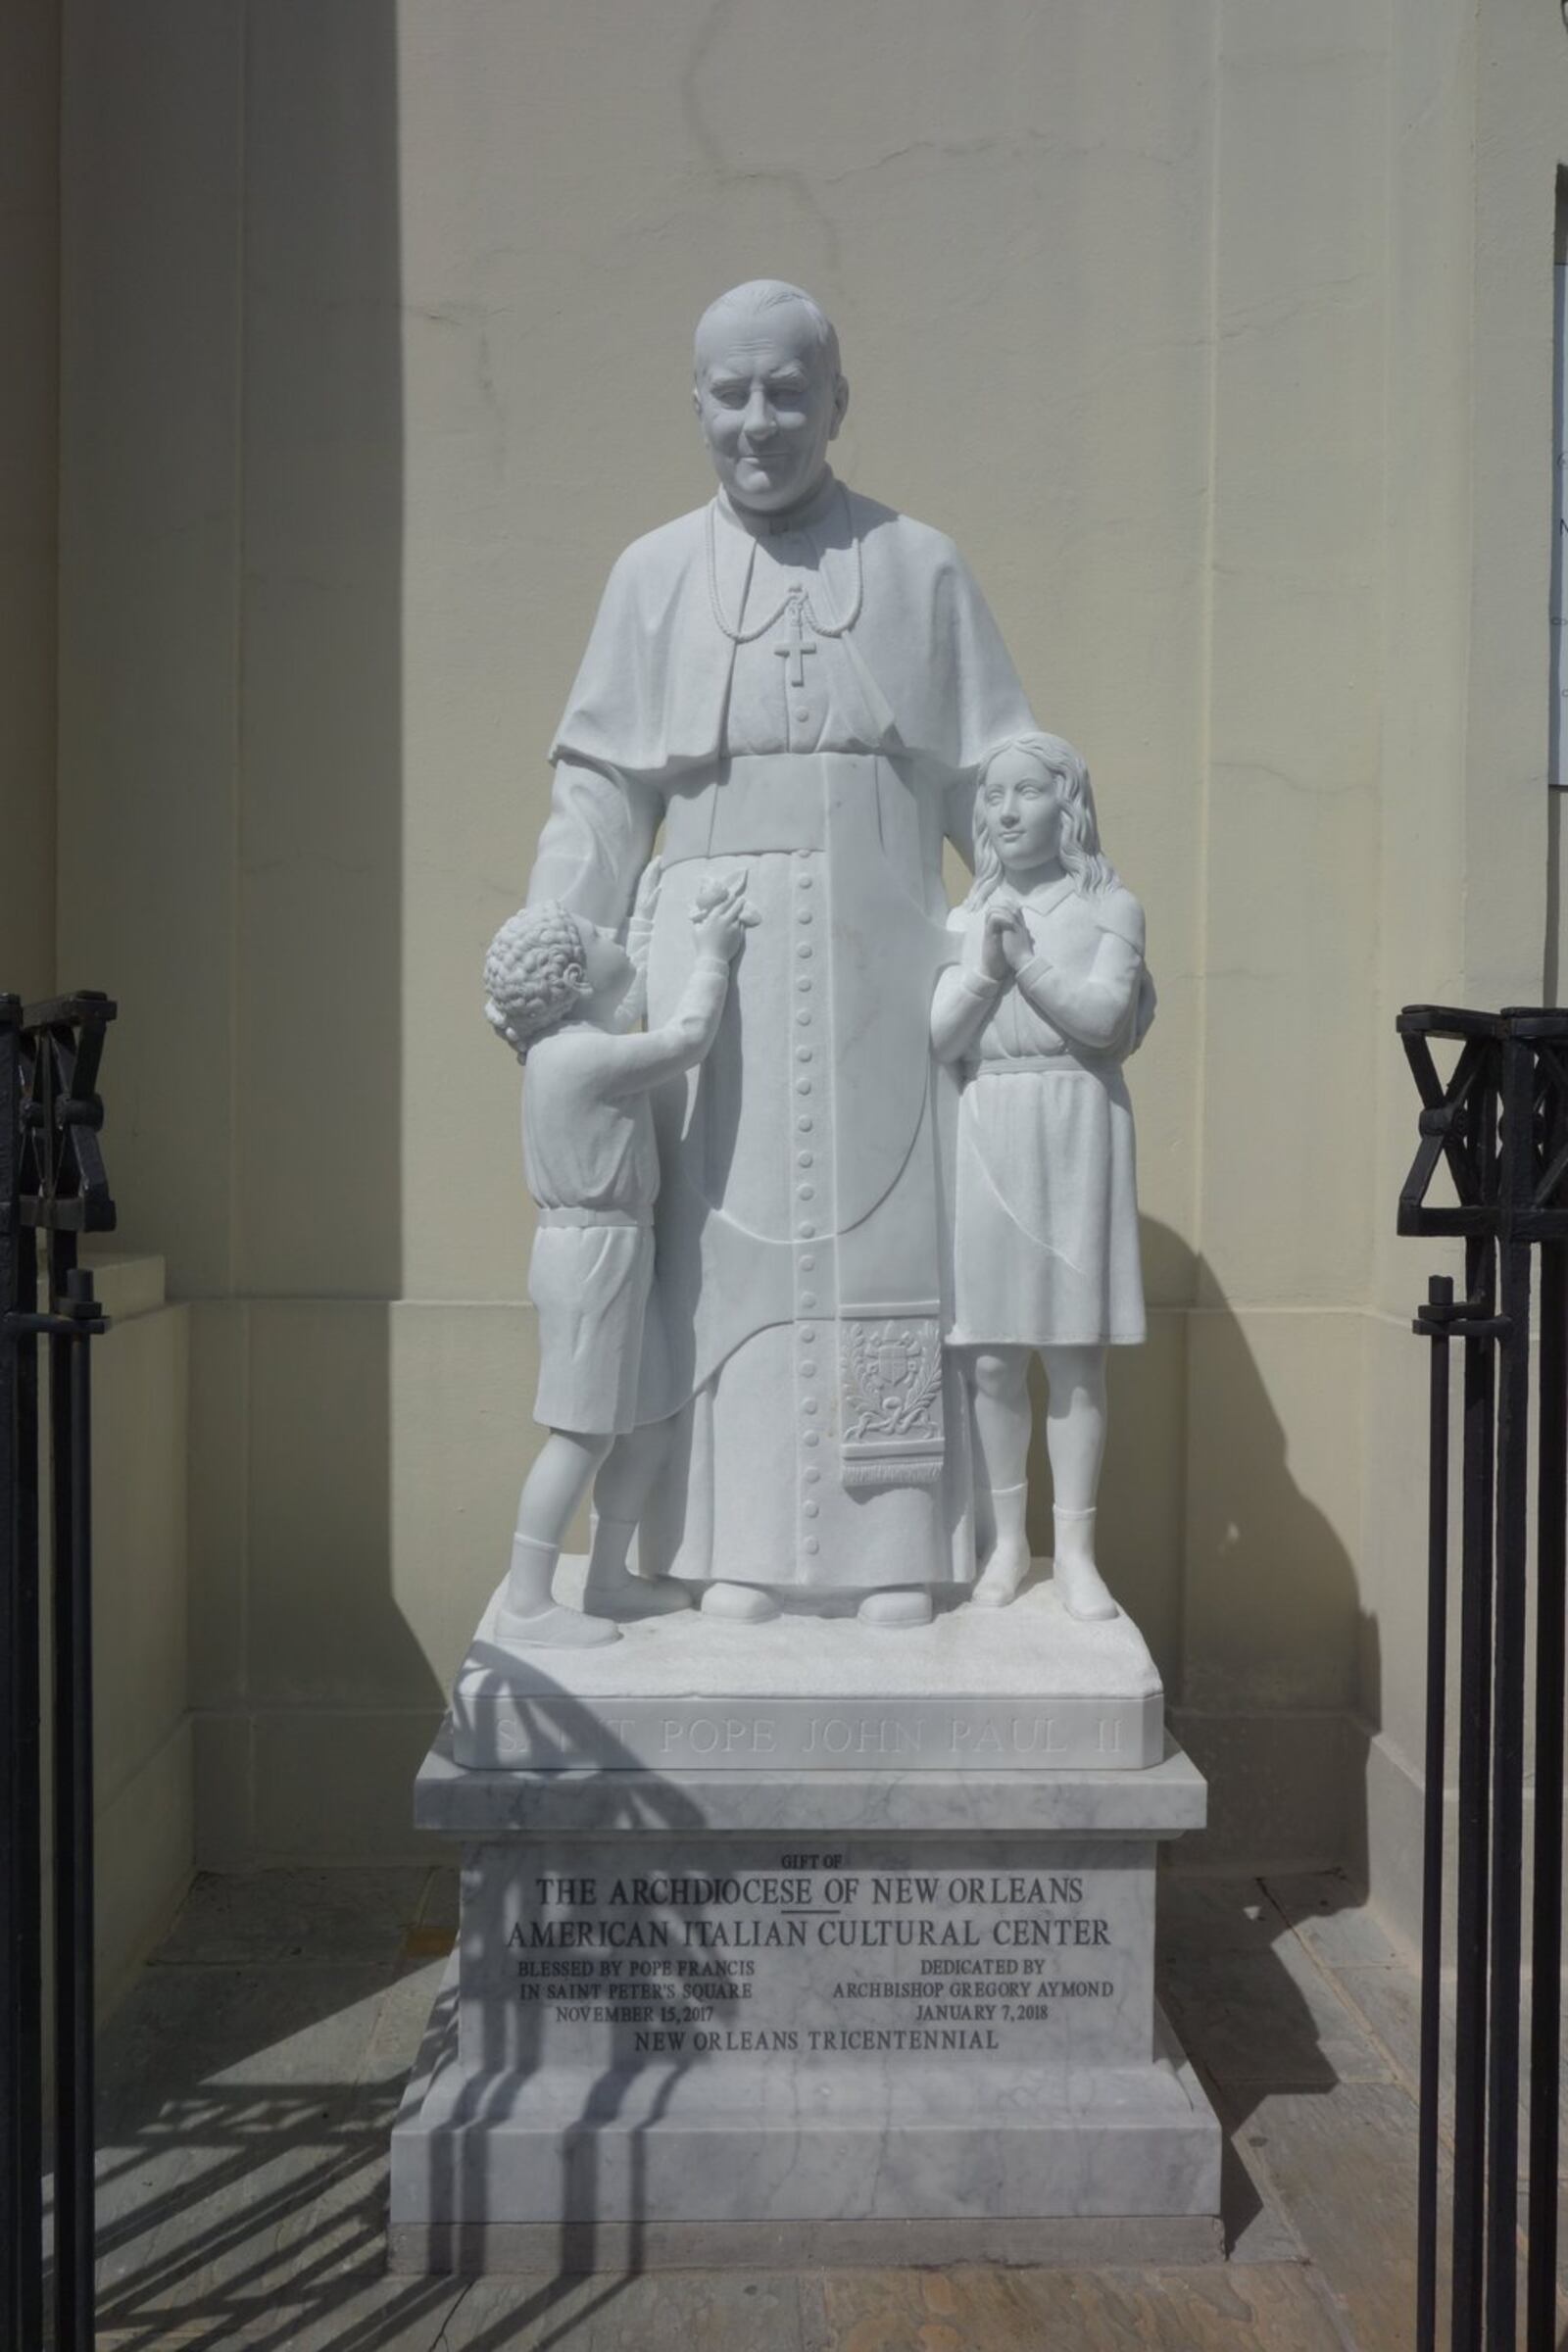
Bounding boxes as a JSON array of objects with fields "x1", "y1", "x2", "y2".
[
  {"x1": 1350, "y1": 1721, "x2": 1427, "y2": 1958},
  {"x1": 90, "y1": 1716, "x2": 195, "y2": 2022},
  {"x1": 80, "y1": 1247, "x2": 169, "y2": 1322}
]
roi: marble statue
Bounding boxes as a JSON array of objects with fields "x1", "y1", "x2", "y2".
[
  {"x1": 521, "y1": 277, "x2": 1035, "y2": 1630},
  {"x1": 483, "y1": 873, "x2": 752, "y2": 1645},
  {"x1": 403, "y1": 288, "x2": 1218, "y2": 2278},
  {"x1": 932, "y1": 734, "x2": 1154, "y2": 1619}
]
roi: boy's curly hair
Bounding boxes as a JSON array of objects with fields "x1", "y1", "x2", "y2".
[{"x1": 483, "y1": 903, "x2": 592, "y2": 1057}]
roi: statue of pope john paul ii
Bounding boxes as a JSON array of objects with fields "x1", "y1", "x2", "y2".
[{"x1": 524, "y1": 279, "x2": 1036, "y2": 1628}]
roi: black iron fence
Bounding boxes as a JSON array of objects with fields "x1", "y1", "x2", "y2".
[
  {"x1": 1, "y1": 991, "x2": 117, "y2": 2352},
  {"x1": 1400, "y1": 1004, "x2": 1567, "y2": 2351}
]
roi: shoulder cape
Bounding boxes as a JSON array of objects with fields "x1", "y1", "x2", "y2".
[{"x1": 550, "y1": 490, "x2": 1034, "y2": 784}]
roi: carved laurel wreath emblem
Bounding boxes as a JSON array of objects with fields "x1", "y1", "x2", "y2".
[{"x1": 840, "y1": 1318, "x2": 944, "y2": 1445}]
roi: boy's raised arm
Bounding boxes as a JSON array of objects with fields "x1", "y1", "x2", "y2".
[{"x1": 598, "y1": 873, "x2": 752, "y2": 1098}]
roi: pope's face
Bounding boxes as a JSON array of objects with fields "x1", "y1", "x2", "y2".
[
  {"x1": 982, "y1": 750, "x2": 1062, "y2": 876},
  {"x1": 693, "y1": 305, "x2": 849, "y2": 515}
]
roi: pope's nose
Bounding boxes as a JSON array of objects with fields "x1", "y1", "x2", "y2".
[{"x1": 742, "y1": 389, "x2": 778, "y2": 441}]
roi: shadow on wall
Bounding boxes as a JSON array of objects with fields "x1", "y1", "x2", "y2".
[
  {"x1": 1025, "y1": 1220, "x2": 1374, "y2": 1879},
  {"x1": 236, "y1": 0, "x2": 411, "y2": 1304},
  {"x1": 182, "y1": 2, "x2": 449, "y2": 1859}
]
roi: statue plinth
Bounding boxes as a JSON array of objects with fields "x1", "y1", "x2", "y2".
[{"x1": 389, "y1": 1614, "x2": 1221, "y2": 2273}]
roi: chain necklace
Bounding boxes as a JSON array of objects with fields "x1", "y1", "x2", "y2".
[{"x1": 705, "y1": 483, "x2": 864, "y2": 646}]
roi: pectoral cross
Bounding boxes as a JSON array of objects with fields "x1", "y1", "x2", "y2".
[{"x1": 774, "y1": 590, "x2": 817, "y2": 690}]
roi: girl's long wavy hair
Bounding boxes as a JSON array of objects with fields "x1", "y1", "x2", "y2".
[{"x1": 965, "y1": 733, "x2": 1118, "y2": 909}]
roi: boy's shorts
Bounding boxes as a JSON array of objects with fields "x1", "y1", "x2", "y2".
[{"x1": 528, "y1": 1218, "x2": 654, "y2": 1435}]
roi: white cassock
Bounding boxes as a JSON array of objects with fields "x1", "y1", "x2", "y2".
[{"x1": 527, "y1": 470, "x2": 1034, "y2": 1592}]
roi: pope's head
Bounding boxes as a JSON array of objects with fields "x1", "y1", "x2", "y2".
[{"x1": 693, "y1": 279, "x2": 850, "y2": 516}]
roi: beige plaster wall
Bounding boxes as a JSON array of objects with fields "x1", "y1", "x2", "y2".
[
  {"x1": 1, "y1": 20, "x2": 195, "y2": 2012},
  {"x1": 1352, "y1": 0, "x2": 1568, "y2": 1947},
  {"x1": 0, "y1": 14, "x2": 196, "y2": 2003},
  {"x1": 52, "y1": 2, "x2": 1568, "y2": 1912},
  {"x1": 0, "y1": 4, "x2": 197, "y2": 2023},
  {"x1": 1, "y1": 6, "x2": 59, "y2": 1002}
]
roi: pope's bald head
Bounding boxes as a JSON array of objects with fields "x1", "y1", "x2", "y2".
[
  {"x1": 694, "y1": 279, "x2": 841, "y2": 382},
  {"x1": 692, "y1": 278, "x2": 850, "y2": 514}
]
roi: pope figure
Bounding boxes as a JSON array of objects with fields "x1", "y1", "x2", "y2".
[{"x1": 526, "y1": 279, "x2": 1036, "y2": 1626}]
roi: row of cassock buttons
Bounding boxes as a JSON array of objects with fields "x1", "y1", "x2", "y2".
[{"x1": 794, "y1": 853, "x2": 822, "y2": 1556}]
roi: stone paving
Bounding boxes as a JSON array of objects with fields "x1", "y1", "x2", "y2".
[{"x1": 74, "y1": 1863, "x2": 1536, "y2": 2350}]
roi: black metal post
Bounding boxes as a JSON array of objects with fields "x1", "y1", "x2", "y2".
[
  {"x1": 52, "y1": 1253, "x2": 97, "y2": 2352},
  {"x1": 0, "y1": 994, "x2": 117, "y2": 2352},
  {"x1": 1414, "y1": 1272, "x2": 1452, "y2": 2352},
  {"x1": 13, "y1": 1166, "x2": 44, "y2": 2352},
  {"x1": 1526, "y1": 1185, "x2": 1567, "y2": 2349},
  {"x1": 1484, "y1": 1032, "x2": 1534, "y2": 2350},
  {"x1": 1452, "y1": 1204, "x2": 1496, "y2": 2352},
  {"x1": 0, "y1": 996, "x2": 23, "y2": 2350}
]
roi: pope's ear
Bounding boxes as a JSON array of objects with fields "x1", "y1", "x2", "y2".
[{"x1": 830, "y1": 373, "x2": 850, "y2": 439}]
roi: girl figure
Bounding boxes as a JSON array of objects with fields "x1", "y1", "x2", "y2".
[{"x1": 931, "y1": 733, "x2": 1154, "y2": 1619}]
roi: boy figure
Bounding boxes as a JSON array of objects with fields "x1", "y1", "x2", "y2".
[{"x1": 483, "y1": 867, "x2": 751, "y2": 1645}]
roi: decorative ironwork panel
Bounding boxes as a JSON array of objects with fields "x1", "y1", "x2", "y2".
[
  {"x1": 2, "y1": 988, "x2": 117, "y2": 2352},
  {"x1": 1401, "y1": 1003, "x2": 1567, "y2": 2352}
]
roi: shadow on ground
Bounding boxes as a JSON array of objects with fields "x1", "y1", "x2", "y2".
[{"x1": 82, "y1": 1866, "x2": 671, "y2": 2352}]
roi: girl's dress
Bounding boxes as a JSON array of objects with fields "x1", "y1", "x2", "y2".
[{"x1": 942, "y1": 878, "x2": 1148, "y2": 1348}]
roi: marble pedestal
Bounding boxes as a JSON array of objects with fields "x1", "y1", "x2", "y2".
[{"x1": 390, "y1": 1580, "x2": 1221, "y2": 2273}]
